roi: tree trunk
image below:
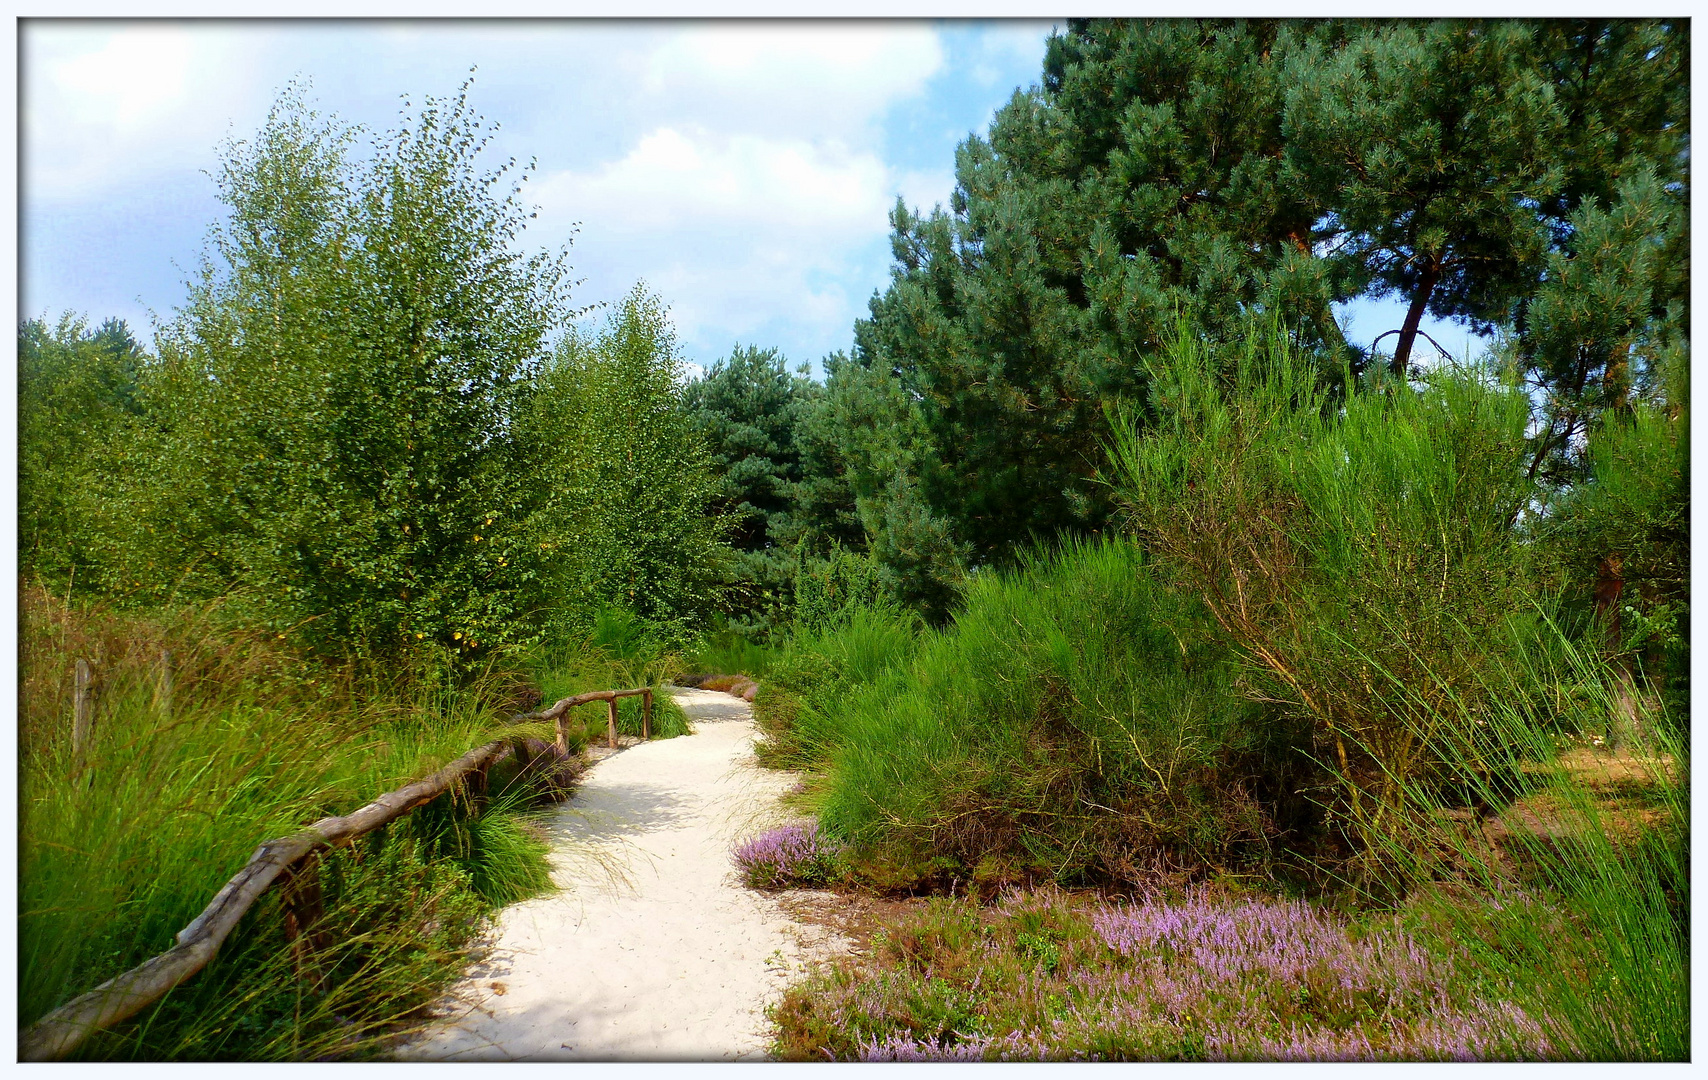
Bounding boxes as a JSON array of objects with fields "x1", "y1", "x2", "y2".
[
  {"x1": 1392, "y1": 255, "x2": 1441, "y2": 376},
  {"x1": 1592, "y1": 552, "x2": 1645, "y2": 745}
]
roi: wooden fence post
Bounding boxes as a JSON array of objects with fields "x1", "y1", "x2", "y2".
[
  {"x1": 468, "y1": 759, "x2": 489, "y2": 809},
  {"x1": 607, "y1": 697, "x2": 619, "y2": 749},
  {"x1": 642, "y1": 688, "x2": 653, "y2": 740},
  {"x1": 555, "y1": 713, "x2": 570, "y2": 757},
  {"x1": 154, "y1": 649, "x2": 174, "y2": 718},
  {"x1": 73, "y1": 659, "x2": 95, "y2": 758},
  {"x1": 281, "y1": 853, "x2": 328, "y2": 989}
]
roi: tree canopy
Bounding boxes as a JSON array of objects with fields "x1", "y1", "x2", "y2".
[
  {"x1": 796, "y1": 17, "x2": 1686, "y2": 611},
  {"x1": 21, "y1": 82, "x2": 729, "y2": 668}
]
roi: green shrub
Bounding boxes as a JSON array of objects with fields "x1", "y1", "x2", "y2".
[
  {"x1": 105, "y1": 83, "x2": 575, "y2": 666},
  {"x1": 792, "y1": 539, "x2": 1288, "y2": 886},
  {"x1": 21, "y1": 85, "x2": 730, "y2": 679},
  {"x1": 686, "y1": 629, "x2": 779, "y2": 679},
  {"x1": 1109, "y1": 325, "x2": 1540, "y2": 857},
  {"x1": 793, "y1": 544, "x2": 890, "y2": 635},
  {"x1": 1376, "y1": 617, "x2": 1687, "y2": 1060},
  {"x1": 17, "y1": 315, "x2": 147, "y2": 582},
  {"x1": 752, "y1": 604, "x2": 921, "y2": 771},
  {"x1": 526, "y1": 610, "x2": 691, "y2": 744},
  {"x1": 1535, "y1": 379, "x2": 1689, "y2": 720}
]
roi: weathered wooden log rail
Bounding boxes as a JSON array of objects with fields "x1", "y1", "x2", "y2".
[
  {"x1": 520, "y1": 685, "x2": 655, "y2": 752},
  {"x1": 20, "y1": 685, "x2": 657, "y2": 1063}
]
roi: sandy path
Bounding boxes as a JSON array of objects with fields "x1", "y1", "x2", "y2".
[{"x1": 396, "y1": 688, "x2": 838, "y2": 1062}]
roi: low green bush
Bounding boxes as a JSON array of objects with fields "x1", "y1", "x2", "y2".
[
  {"x1": 685, "y1": 628, "x2": 780, "y2": 679},
  {"x1": 772, "y1": 886, "x2": 1557, "y2": 1061},
  {"x1": 528, "y1": 606, "x2": 690, "y2": 743},
  {"x1": 1373, "y1": 617, "x2": 1688, "y2": 1060},
  {"x1": 751, "y1": 604, "x2": 921, "y2": 771},
  {"x1": 777, "y1": 539, "x2": 1297, "y2": 887}
]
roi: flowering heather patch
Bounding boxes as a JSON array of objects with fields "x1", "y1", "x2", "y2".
[
  {"x1": 861, "y1": 1029, "x2": 1054, "y2": 1062},
  {"x1": 1092, "y1": 893, "x2": 1450, "y2": 1019},
  {"x1": 771, "y1": 888, "x2": 1557, "y2": 1062},
  {"x1": 732, "y1": 822, "x2": 844, "y2": 889}
]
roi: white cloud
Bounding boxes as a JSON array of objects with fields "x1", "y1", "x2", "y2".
[
  {"x1": 523, "y1": 24, "x2": 962, "y2": 364},
  {"x1": 543, "y1": 127, "x2": 888, "y2": 235},
  {"x1": 24, "y1": 23, "x2": 267, "y2": 201},
  {"x1": 20, "y1": 20, "x2": 1049, "y2": 371},
  {"x1": 892, "y1": 165, "x2": 960, "y2": 217},
  {"x1": 642, "y1": 22, "x2": 944, "y2": 141},
  {"x1": 53, "y1": 27, "x2": 191, "y2": 124},
  {"x1": 537, "y1": 124, "x2": 916, "y2": 361}
]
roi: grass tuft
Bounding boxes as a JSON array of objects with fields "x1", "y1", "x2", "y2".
[{"x1": 18, "y1": 585, "x2": 578, "y2": 1059}]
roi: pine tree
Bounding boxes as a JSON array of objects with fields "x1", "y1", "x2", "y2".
[
  {"x1": 848, "y1": 19, "x2": 1346, "y2": 571},
  {"x1": 814, "y1": 16, "x2": 1687, "y2": 606},
  {"x1": 1284, "y1": 21, "x2": 1566, "y2": 373},
  {"x1": 681, "y1": 345, "x2": 820, "y2": 554}
]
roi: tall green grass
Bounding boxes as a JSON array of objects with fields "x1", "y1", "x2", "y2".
[
  {"x1": 1106, "y1": 326, "x2": 1542, "y2": 857},
  {"x1": 756, "y1": 552, "x2": 1685, "y2": 1057},
  {"x1": 751, "y1": 604, "x2": 921, "y2": 772},
  {"x1": 1371, "y1": 616, "x2": 1688, "y2": 1060},
  {"x1": 18, "y1": 586, "x2": 564, "y2": 1059},
  {"x1": 749, "y1": 326, "x2": 1685, "y2": 1057},
  {"x1": 686, "y1": 629, "x2": 780, "y2": 679},
  {"x1": 1101, "y1": 326, "x2": 1686, "y2": 1056}
]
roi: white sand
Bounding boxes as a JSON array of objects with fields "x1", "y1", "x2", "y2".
[{"x1": 395, "y1": 688, "x2": 839, "y2": 1062}]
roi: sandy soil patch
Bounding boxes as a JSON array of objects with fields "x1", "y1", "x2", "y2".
[{"x1": 396, "y1": 688, "x2": 847, "y2": 1061}]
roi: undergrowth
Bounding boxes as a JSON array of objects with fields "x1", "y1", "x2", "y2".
[
  {"x1": 757, "y1": 540, "x2": 1298, "y2": 889},
  {"x1": 16, "y1": 585, "x2": 656, "y2": 1060},
  {"x1": 771, "y1": 886, "x2": 1556, "y2": 1061},
  {"x1": 750, "y1": 605, "x2": 920, "y2": 772},
  {"x1": 747, "y1": 565, "x2": 1686, "y2": 1059},
  {"x1": 685, "y1": 628, "x2": 780, "y2": 679},
  {"x1": 529, "y1": 605, "x2": 692, "y2": 748}
]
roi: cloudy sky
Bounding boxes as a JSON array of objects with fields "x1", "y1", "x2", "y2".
[{"x1": 21, "y1": 18, "x2": 1478, "y2": 377}]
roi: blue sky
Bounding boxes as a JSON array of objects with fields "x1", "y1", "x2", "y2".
[{"x1": 21, "y1": 18, "x2": 1483, "y2": 378}]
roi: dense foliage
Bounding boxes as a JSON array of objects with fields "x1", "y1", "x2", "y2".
[
  {"x1": 778, "y1": 18, "x2": 1686, "y2": 610},
  {"x1": 20, "y1": 84, "x2": 728, "y2": 670},
  {"x1": 18, "y1": 17, "x2": 1690, "y2": 1064},
  {"x1": 681, "y1": 345, "x2": 824, "y2": 625},
  {"x1": 18, "y1": 315, "x2": 147, "y2": 579},
  {"x1": 752, "y1": 328, "x2": 1686, "y2": 1058},
  {"x1": 1109, "y1": 328, "x2": 1541, "y2": 850},
  {"x1": 527, "y1": 288, "x2": 727, "y2": 641}
]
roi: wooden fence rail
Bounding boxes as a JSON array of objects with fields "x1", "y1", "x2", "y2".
[
  {"x1": 20, "y1": 685, "x2": 658, "y2": 1063},
  {"x1": 516, "y1": 686, "x2": 654, "y2": 752}
]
